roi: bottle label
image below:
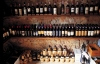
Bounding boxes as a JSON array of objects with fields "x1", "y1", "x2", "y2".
[
  {"x1": 85, "y1": 7, "x2": 89, "y2": 14},
  {"x1": 62, "y1": 31, "x2": 64, "y2": 36},
  {"x1": 36, "y1": 8, "x2": 39, "y2": 13},
  {"x1": 91, "y1": 31, "x2": 94, "y2": 36},
  {"x1": 88, "y1": 31, "x2": 91, "y2": 36},
  {"x1": 24, "y1": 8, "x2": 27, "y2": 14},
  {"x1": 50, "y1": 31, "x2": 52, "y2": 36},
  {"x1": 6, "y1": 31, "x2": 9, "y2": 36},
  {"x1": 59, "y1": 31, "x2": 61, "y2": 36},
  {"x1": 52, "y1": 31, "x2": 55, "y2": 36},
  {"x1": 68, "y1": 31, "x2": 70, "y2": 36},
  {"x1": 71, "y1": 31, "x2": 74, "y2": 36},
  {"x1": 71, "y1": 8, "x2": 74, "y2": 12},
  {"x1": 28, "y1": 8, "x2": 31, "y2": 12},
  {"x1": 53, "y1": 8, "x2": 57, "y2": 14},
  {"x1": 75, "y1": 8, "x2": 79, "y2": 14},
  {"x1": 56, "y1": 31, "x2": 58, "y2": 36},
  {"x1": 22, "y1": 31, "x2": 25, "y2": 36},
  {"x1": 47, "y1": 31, "x2": 50, "y2": 36},
  {"x1": 66, "y1": 7, "x2": 69, "y2": 14},
  {"x1": 95, "y1": 6, "x2": 98, "y2": 11},
  {"x1": 19, "y1": 9, "x2": 22, "y2": 15},
  {"x1": 65, "y1": 31, "x2": 68, "y2": 36},
  {"x1": 44, "y1": 31, "x2": 47, "y2": 36},
  {"x1": 12, "y1": 31, "x2": 15, "y2": 35},
  {"x1": 90, "y1": 7, "x2": 93, "y2": 11},
  {"x1": 44, "y1": 7, "x2": 47, "y2": 11},
  {"x1": 40, "y1": 8, "x2": 43, "y2": 13},
  {"x1": 15, "y1": 9, "x2": 18, "y2": 14}
]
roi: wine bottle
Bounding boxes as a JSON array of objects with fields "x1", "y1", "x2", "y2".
[
  {"x1": 66, "y1": 1, "x2": 70, "y2": 15},
  {"x1": 39, "y1": 2, "x2": 43, "y2": 15},
  {"x1": 65, "y1": 24, "x2": 68, "y2": 37},
  {"x1": 44, "y1": 2, "x2": 48, "y2": 15},
  {"x1": 94, "y1": 1, "x2": 99, "y2": 15},
  {"x1": 23, "y1": 2, "x2": 27, "y2": 16},
  {"x1": 27, "y1": 2, "x2": 31, "y2": 15},
  {"x1": 35, "y1": 3, "x2": 39, "y2": 15},
  {"x1": 44, "y1": 24, "x2": 47, "y2": 37},
  {"x1": 70, "y1": 1, "x2": 75, "y2": 15},
  {"x1": 18, "y1": 3, "x2": 23, "y2": 16},
  {"x1": 60, "y1": 0, "x2": 65, "y2": 15},
  {"x1": 53, "y1": 2, "x2": 57, "y2": 15},
  {"x1": 89, "y1": 1, "x2": 94, "y2": 15},
  {"x1": 79, "y1": 0, "x2": 85, "y2": 15},
  {"x1": 75, "y1": 1, "x2": 79, "y2": 15},
  {"x1": 56, "y1": 24, "x2": 59, "y2": 37},
  {"x1": 14, "y1": 2, "x2": 19, "y2": 16},
  {"x1": 48, "y1": 1, "x2": 52, "y2": 15},
  {"x1": 84, "y1": 1, "x2": 89, "y2": 15},
  {"x1": 31, "y1": 3, "x2": 35, "y2": 15}
]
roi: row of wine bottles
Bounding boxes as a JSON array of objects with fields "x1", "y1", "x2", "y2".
[
  {"x1": 3, "y1": 0, "x2": 100, "y2": 16},
  {"x1": 20, "y1": 45, "x2": 75, "y2": 63},
  {"x1": 3, "y1": 24, "x2": 100, "y2": 39}
]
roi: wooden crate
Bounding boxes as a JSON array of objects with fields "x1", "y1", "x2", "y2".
[{"x1": 87, "y1": 43, "x2": 100, "y2": 57}]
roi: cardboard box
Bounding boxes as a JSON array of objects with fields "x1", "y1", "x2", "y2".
[
  {"x1": 74, "y1": 49, "x2": 82, "y2": 62},
  {"x1": 87, "y1": 43, "x2": 100, "y2": 57}
]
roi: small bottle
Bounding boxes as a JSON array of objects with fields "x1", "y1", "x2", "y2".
[
  {"x1": 55, "y1": 55, "x2": 60, "y2": 62},
  {"x1": 60, "y1": 55, "x2": 65, "y2": 63},
  {"x1": 42, "y1": 49, "x2": 48, "y2": 56},
  {"x1": 47, "y1": 45, "x2": 52, "y2": 56},
  {"x1": 57, "y1": 45, "x2": 63, "y2": 56},
  {"x1": 70, "y1": 1, "x2": 75, "y2": 15},
  {"x1": 89, "y1": 1, "x2": 94, "y2": 15},
  {"x1": 50, "y1": 54, "x2": 55, "y2": 62},
  {"x1": 52, "y1": 45, "x2": 57, "y2": 56},
  {"x1": 45, "y1": 55, "x2": 50, "y2": 62},
  {"x1": 65, "y1": 56, "x2": 70, "y2": 62},
  {"x1": 40, "y1": 55, "x2": 45, "y2": 62}
]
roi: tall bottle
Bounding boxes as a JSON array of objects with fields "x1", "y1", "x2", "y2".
[
  {"x1": 53, "y1": 2, "x2": 57, "y2": 15},
  {"x1": 44, "y1": 2, "x2": 48, "y2": 15},
  {"x1": 94, "y1": 1, "x2": 99, "y2": 15},
  {"x1": 23, "y1": 2, "x2": 27, "y2": 16},
  {"x1": 84, "y1": 1, "x2": 89, "y2": 15},
  {"x1": 60, "y1": 0, "x2": 65, "y2": 15},
  {"x1": 70, "y1": 1, "x2": 75, "y2": 15},
  {"x1": 75, "y1": 1, "x2": 79, "y2": 15},
  {"x1": 35, "y1": 3, "x2": 40, "y2": 15},
  {"x1": 65, "y1": 24, "x2": 68, "y2": 37},
  {"x1": 39, "y1": 2, "x2": 43, "y2": 15},
  {"x1": 18, "y1": 3, "x2": 23, "y2": 16},
  {"x1": 14, "y1": 2, "x2": 19, "y2": 16},
  {"x1": 10, "y1": 3, "x2": 14, "y2": 16},
  {"x1": 66, "y1": 1, "x2": 70, "y2": 15},
  {"x1": 27, "y1": 2, "x2": 31, "y2": 15},
  {"x1": 31, "y1": 3, "x2": 35, "y2": 15},
  {"x1": 89, "y1": 1, "x2": 94, "y2": 15},
  {"x1": 48, "y1": 1, "x2": 52, "y2": 15},
  {"x1": 79, "y1": 0, "x2": 84, "y2": 15}
]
